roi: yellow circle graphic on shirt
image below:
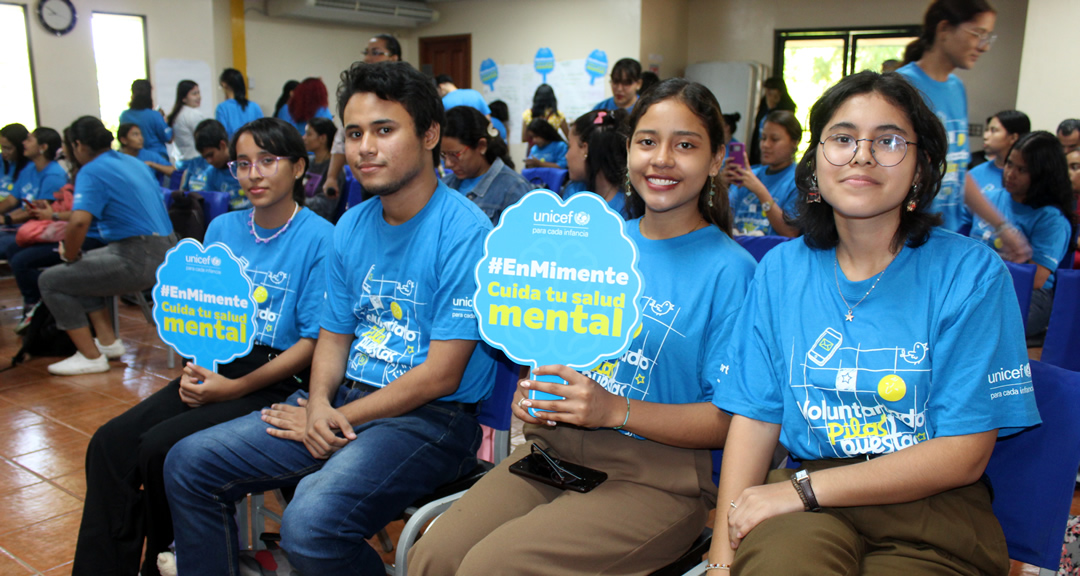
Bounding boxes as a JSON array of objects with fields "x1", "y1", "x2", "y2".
[
  {"x1": 390, "y1": 301, "x2": 403, "y2": 320},
  {"x1": 253, "y1": 286, "x2": 269, "y2": 303},
  {"x1": 633, "y1": 323, "x2": 643, "y2": 339},
  {"x1": 878, "y1": 375, "x2": 907, "y2": 402},
  {"x1": 993, "y1": 237, "x2": 1003, "y2": 250}
]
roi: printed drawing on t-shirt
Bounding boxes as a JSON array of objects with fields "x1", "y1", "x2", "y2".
[
  {"x1": 795, "y1": 325, "x2": 933, "y2": 459},
  {"x1": 349, "y1": 265, "x2": 426, "y2": 386},
  {"x1": 584, "y1": 295, "x2": 678, "y2": 402},
  {"x1": 245, "y1": 263, "x2": 294, "y2": 349},
  {"x1": 937, "y1": 110, "x2": 969, "y2": 210}
]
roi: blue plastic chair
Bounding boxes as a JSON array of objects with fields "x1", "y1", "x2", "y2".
[
  {"x1": 985, "y1": 361, "x2": 1080, "y2": 574},
  {"x1": 1004, "y1": 261, "x2": 1036, "y2": 332},
  {"x1": 168, "y1": 170, "x2": 184, "y2": 190},
  {"x1": 734, "y1": 235, "x2": 790, "y2": 262},
  {"x1": 197, "y1": 190, "x2": 230, "y2": 224},
  {"x1": 522, "y1": 167, "x2": 568, "y2": 193},
  {"x1": 1041, "y1": 269, "x2": 1080, "y2": 371}
]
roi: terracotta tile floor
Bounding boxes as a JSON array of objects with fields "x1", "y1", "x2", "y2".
[{"x1": 0, "y1": 272, "x2": 1060, "y2": 575}]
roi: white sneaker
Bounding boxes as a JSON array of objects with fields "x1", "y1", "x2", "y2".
[
  {"x1": 47, "y1": 351, "x2": 110, "y2": 375},
  {"x1": 95, "y1": 338, "x2": 127, "y2": 359}
]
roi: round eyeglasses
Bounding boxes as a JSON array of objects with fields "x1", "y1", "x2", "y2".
[
  {"x1": 819, "y1": 134, "x2": 917, "y2": 168},
  {"x1": 227, "y1": 156, "x2": 288, "y2": 179}
]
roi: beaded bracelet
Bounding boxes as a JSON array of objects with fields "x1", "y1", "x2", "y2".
[
  {"x1": 705, "y1": 561, "x2": 732, "y2": 571},
  {"x1": 612, "y1": 395, "x2": 631, "y2": 430}
]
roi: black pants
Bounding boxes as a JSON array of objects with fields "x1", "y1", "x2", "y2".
[{"x1": 71, "y1": 346, "x2": 307, "y2": 576}]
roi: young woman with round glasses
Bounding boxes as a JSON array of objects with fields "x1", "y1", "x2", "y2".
[
  {"x1": 71, "y1": 118, "x2": 333, "y2": 576},
  {"x1": 704, "y1": 70, "x2": 1039, "y2": 575},
  {"x1": 442, "y1": 106, "x2": 532, "y2": 225}
]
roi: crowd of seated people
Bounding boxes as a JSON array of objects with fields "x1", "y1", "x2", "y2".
[{"x1": 1, "y1": 1, "x2": 1076, "y2": 574}]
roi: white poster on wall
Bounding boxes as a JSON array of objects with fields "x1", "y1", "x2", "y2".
[{"x1": 481, "y1": 59, "x2": 605, "y2": 138}]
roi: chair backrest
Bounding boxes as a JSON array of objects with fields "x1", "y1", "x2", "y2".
[
  {"x1": 198, "y1": 190, "x2": 231, "y2": 224},
  {"x1": 475, "y1": 351, "x2": 520, "y2": 465},
  {"x1": 984, "y1": 360, "x2": 1080, "y2": 571},
  {"x1": 521, "y1": 167, "x2": 568, "y2": 193},
  {"x1": 1041, "y1": 268, "x2": 1080, "y2": 371},
  {"x1": 1003, "y1": 261, "x2": 1036, "y2": 332},
  {"x1": 734, "y1": 235, "x2": 790, "y2": 262},
  {"x1": 168, "y1": 170, "x2": 184, "y2": 191}
]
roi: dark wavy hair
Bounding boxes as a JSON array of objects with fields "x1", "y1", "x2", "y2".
[
  {"x1": 626, "y1": 78, "x2": 731, "y2": 235},
  {"x1": 793, "y1": 71, "x2": 947, "y2": 252},
  {"x1": 337, "y1": 61, "x2": 444, "y2": 166},
  {"x1": 904, "y1": 0, "x2": 996, "y2": 63},
  {"x1": 1007, "y1": 131, "x2": 1077, "y2": 229},
  {"x1": 230, "y1": 118, "x2": 309, "y2": 205},
  {"x1": 220, "y1": 68, "x2": 251, "y2": 111},
  {"x1": 288, "y1": 77, "x2": 328, "y2": 124},
  {"x1": 274, "y1": 80, "x2": 299, "y2": 119},
  {"x1": 445, "y1": 106, "x2": 514, "y2": 170},
  {"x1": 167, "y1": 80, "x2": 199, "y2": 127},
  {"x1": 30, "y1": 127, "x2": 62, "y2": 161},
  {"x1": 306, "y1": 117, "x2": 337, "y2": 150},
  {"x1": 530, "y1": 84, "x2": 559, "y2": 122},
  {"x1": 526, "y1": 118, "x2": 563, "y2": 144},
  {"x1": 65, "y1": 116, "x2": 115, "y2": 153},
  {"x1": 1, "y1": 123, "x2": 30, "y2": 175},
  {"x1": 129, "y1": 79, "x2": 153, "y2": 110},
  {"x1": 571, "y1": 109, "x2": 632, "y2": 216}
]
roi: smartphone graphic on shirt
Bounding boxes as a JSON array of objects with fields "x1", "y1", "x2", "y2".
[{"x1": 807, "y1": 327, "x2": 843, "y2": 367}]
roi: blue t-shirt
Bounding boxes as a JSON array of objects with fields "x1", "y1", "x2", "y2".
[
  {"x1": 529, "y1": 141, "x2": 568, "y2": 169},
  {"x1": 592, "y1": 96, "x2": 636, "y2": 112},
  {"x1": 215, "y1": 99, "x2": 264, "y2": 138},
  {"x1": 134, "y1": 149, "x2": 167, "y2": 182},
  {"x1": 897, "y1": 63, "x2": 970, "y2": 232},
  {"x1": 711, "y1": 229, "x2": 1040, "y2": 460},
  {"x1": 120, "y1": 108, "x2": 173, "y2": 161},
  {"x1": 442, "y1": 89, "x2": 491, "y2": 116},
  {"x1": 72, "y1": 150, "x2": 172, "y2": 242},
  {"x1": 1009, "y1": 201, "x2": 1071, "y2": 290},
  {"x1": 1, "y1": 161, "x2": 26, "y2": 198},
  {"x1": 490, "y1": 117, "x2": 507, "y2": 141},
  {"x1": 967, "y1": 162, "x2": 1010, "y2": 248},
  {"x1": 729, "y1": 163, "x2": 798, "y2": 236},
  {"x1": 12, "y1": 160, "x2": 68, "y2": 202},
  {"x1": 321, "y1": 181, "x2": 496, "y2": 404},
  {"x1": 277, "y1": 105, "x2": 333, "y2": 137},
  {"x1": 204, "y1": 208, "x2": 333, "y2": 351},
  {"x1": 181, "y1": 157, "x2": 245, "y2": 209},
  {"x1": 582, "y1": 221, "x2": 755, "y2": 438},
  {"x1": 568, "y1": 188, "x2": 633, "y2": 220}
]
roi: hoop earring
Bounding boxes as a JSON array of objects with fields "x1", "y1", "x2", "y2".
[
  {"x1": 708, "y1": 174, "x2": 717, "y2": 208},
  {"x1": 807, "y1": 173, "x2": 821, "y2": 203}
]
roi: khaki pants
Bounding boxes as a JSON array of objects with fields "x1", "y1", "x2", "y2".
[
  {"x1": 408, "y1": 424, "x2": 717, "y2": 576},
  {"x1": 732, "y1": 460, "x2": 1010, "y2": 576}
]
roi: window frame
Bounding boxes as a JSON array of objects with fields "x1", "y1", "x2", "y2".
[
  {"x1": 1, "y1": 1, "x2": 40, "y2": 128},
  {"x1": 773, "y1": 25, "x2": 921, "y2": 78}
]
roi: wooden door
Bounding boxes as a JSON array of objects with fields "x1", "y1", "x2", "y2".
[{"x1": 419, "y1": 34, "x2": 471, "y2": 87}]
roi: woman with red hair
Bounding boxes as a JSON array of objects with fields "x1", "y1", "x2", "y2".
[{"x1": 277, "y1": 77, "x2": 332, "y2": 136}]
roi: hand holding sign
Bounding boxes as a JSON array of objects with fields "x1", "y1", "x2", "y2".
[
  {"x1": 153, "y1": 239, "x2": 258, "y2": 371},
  {"x1": 473, "y1": 190, "x2": 643, "y2": 417}
]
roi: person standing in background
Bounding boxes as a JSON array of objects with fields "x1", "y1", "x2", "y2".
[
  {"x1": 120, "y1": 79, "x2": 172, "y2": 165},
  {"x1": 216, "y1": 68, "x2": 264, "y2": 138},
  {"x1": 166, "y1": 80, "x2": 206, "y2": 172}
]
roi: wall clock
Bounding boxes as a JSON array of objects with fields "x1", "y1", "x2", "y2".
[{"x1": 38, "y1": 0, "x2": 77, "y2": 36}]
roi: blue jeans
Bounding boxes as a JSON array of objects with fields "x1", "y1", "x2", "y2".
[
  {"x1": 8, "y1": 239, "x2": 106, "y2": 308},
  {"x1": 164, "y1": 385, "x2": 481, "y2": 576}
]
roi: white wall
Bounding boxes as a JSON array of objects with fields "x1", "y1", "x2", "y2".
[
  {"x1": 1016, "y1": 0, "x2": 1078, "y2": 132},
  {"x1": 11, "y1": 0, "x2": 218, "y2": 129},
  {"x1": 685, "y1": 0, "x2": 1028, "y2": 147},
  {"x1": 640, "y1": 0, "x2": 688, "y2": 78}
]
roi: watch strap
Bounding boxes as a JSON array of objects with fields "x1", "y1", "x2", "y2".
[{"x1": 791, "y1": 470, "x2": 822, "y2": 512}]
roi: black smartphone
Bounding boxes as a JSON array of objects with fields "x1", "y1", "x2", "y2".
[{"x1": 508, "y1": 446, "x2": 607, "y2": 493}]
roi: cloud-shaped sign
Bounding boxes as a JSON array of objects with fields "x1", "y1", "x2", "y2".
[
  {"x1": 152, "y1": 239, "x2": 258, "y2": 371},
  {"x1": 474, "y1": 189, "x2": 643, "y2": 410}
]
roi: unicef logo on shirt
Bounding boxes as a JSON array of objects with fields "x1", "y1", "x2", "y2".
[{"x1": 574, "y1": 211, "x2": 590, "y2": 226}]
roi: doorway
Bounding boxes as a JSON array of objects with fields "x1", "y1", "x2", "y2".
[{"x1": 420, "y1": 34, "x2": 471, "y2": 87}]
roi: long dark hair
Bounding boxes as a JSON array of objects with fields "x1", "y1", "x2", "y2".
[
  {"x1": 287, "y1": 77, "x2": 328, "y2": 124},
  {"x1": 167, "y1": 80, "x2": 198, "y2": 127},
  {"x1": 66, "y1": 116, "x2": 115, "y2": 153},
  {"x1": 530, "y1": 84, "x2": 558, "y2": 122},
  {"x1": 274, "y1": 80, "x2": 299, "y2": 118},
  {"x1": 129, "y1": 79, "x2": 153, "y2": 110},
  {"x1": 1, "y1": 123, "x2": 30, "y2": 175},
  {"x1": 444, "y1": 106, "x2": 514, "y2": 170},
  {"x1": 793, "y1": 71, "x2": 947, "y2": 252},
  {"x1": 220, "y1": 68, "x2": 250, "y2": 111},
  {"x1": 30, "y1": 127, "x2": 62, "y2": 161},
  {"x1": 526, "y1": 118, "x2": 563, "y2": 144},
  {"x1": 904, "y1": 0, "x2": 996, "y2": 63},
  {"x1": 230, "y1": 118, "x2": 308, "y2": 206},
  {"x1": 626, "y1": 78, "x2": 732, "y2": 236},
  {"x1": 991, "y1": 110, "x2": 1031, "y2": 138},
  {"x1": 1008, "y1": 131, "x2": 1077, "y2": 230},
  {"x1": 307, "y1": 117, "x2": 337, "y2": 151},
  {"x1": 571, "y1": 109, "x2": 630, "y2": 210}
]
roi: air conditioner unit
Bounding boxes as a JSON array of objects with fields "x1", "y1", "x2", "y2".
[{"x1": 267, "y1": 0, "x2": 439, "y2": 28}]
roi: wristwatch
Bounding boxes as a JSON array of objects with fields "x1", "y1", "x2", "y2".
[
  {"x1": 760, "y1": 200, "x2": 773, "y2": 216},
  {"x1": 791, "y1": 469, "x2": 822, "y2": 512}
]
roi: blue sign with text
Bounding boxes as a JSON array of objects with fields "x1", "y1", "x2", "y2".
[
  {"x1": 585, "y1": 50, "x2": 608, "y2": 85},
  {"x1": 480, "y1": 58, "x2": 499, "y2": 90},
  {"x1": 153, "y1": 239, "x2": 258, "y2": 371},
  {"x1": 534, "y1": 47, "x2": 555, "y2": 83},
  {"x1": 473, "y1": 189, "x2": 643, "y2": 413}
]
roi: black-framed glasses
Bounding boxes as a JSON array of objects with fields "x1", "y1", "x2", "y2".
[
  {"x1": 530, "y1": 443, "x2": 582, "y2": 484},
  {"x1": 228, "y1": 156, "x2": 288, "y2": 179},
  {"x1": 819, "y1": 134, "x2": 917, "y2": 168},
  {"x1": 960, "y1": 25, "x2": 997, "y2": 48}
]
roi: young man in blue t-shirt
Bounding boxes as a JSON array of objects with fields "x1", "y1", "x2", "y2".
[
  {"x1": 182, "y1": 119, "x2": 244, "y2": 209},
  {"x1": 165, "y1": 61, "x2": 496, "y2": 576}
]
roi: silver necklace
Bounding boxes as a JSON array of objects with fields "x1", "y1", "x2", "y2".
[
  {"x1": 833, "y1": 254, "x2": 892, "y2": 322},
  {"x1": 249, "y1": 202, "x2": 300, "y2": 244}
]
